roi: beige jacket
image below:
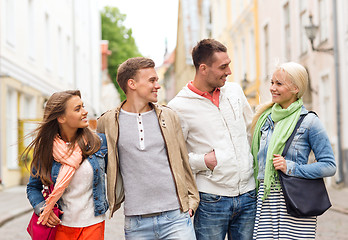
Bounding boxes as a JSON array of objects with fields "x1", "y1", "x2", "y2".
[{"x1": 97, "y1": 102, "x2": 199, "y2": 218}]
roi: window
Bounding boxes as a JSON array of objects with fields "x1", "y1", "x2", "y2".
[
  {"x1": 66, "y1": 36, "x2": 73, "y2": 84},
  {"x1": 233, "y1": 46, "x2": 239, "y2": 82},
  {"x1": 6, "y1": 89, "x2": 19, "y2": 170},
  {"x1": 20, "y1": 94, "x2": 36, "y2": 119},
  {"x1": 241, "y1": 38, "x2": 246, "y2": 77},
  {"x1": 230, "y1": 0, "x2": 237, "y2": 22},
  {"x1": 249, "y1": 30, "x2": 256, "y2": 80},
  {"x1": 57, "y1": 27, "x2": 64, "y2": 78},
  {"x1": 264, "y1": 24, "x2": 270, "y2": 79},
  {"x1": 283, "y1": 3, "x2": 291, "y2": 61},
  {"x1": 299, "y1": 0, "x2": 306, "y2": 12},
  {"x1": 202, "y1": 0, "x2": 212, "y2": 38},
  {"x1": 319, "y1": 74, "x2": 331, "y2": 133},
  {"x1": 45, "y1": 13, "x2": 52, "y2": 70},
  {"x1": 28, "y1": 0, "x2": 36, "y2": 60},
  {"x1": 20, "y1": 94, "x2": 37, "y2": 147},
  {"x1": 299, "y1": 8, "x2": 308, "y2": 55},
  {"x1": 319, "y1": 0, "x2": 329, "y2": 42},
  {"x1": 216, "y1": 0, "x2": 227, "y2": 35},
  {"x1": 5, "y1": 0, "x2": 16, "y2": 47},
  {"x1": 345, "y1": 1, "x2": 348, "y2": 32}
]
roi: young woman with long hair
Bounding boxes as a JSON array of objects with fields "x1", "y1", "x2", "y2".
[{"x1": 25, "y1": 90, "x2": 108, "y2": 239}]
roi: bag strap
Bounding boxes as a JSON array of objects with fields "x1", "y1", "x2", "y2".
[{"x1": 281, "y1": 111, "x2": 317, "y2": 157}]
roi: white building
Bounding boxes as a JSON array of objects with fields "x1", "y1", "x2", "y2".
[
  {"x1": 257, "y1": 0, "x2": 348, "y2": 186},
  {"x1": 0, "y1": 0, "x2": 101, "y2": 187},
  {"x1": 336, "y1": 0, "x2": 348, "y2": 185}
]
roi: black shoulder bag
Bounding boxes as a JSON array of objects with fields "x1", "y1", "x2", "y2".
[{"x1": 278, "y1": 111, "x2": 332, "y2": 218}]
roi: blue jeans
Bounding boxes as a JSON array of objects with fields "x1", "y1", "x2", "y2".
[
  {"x1": 194, "y1": 190, "x2": 257, "y2": 240},
  {"x1": 124, "y1": 209, "x2": 196, "y2": 240}
]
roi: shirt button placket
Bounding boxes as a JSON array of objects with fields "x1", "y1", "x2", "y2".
[{"x1": 137, "y1": 114, "x2": 145, "y2": 150}]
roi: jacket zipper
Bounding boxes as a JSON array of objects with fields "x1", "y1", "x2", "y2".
[
  {"x1": 218, "y1": 96, "x2": 241, "y2": 194},
  {"x1": 113, "y1": 109, "x2": 121, "y2": 214}
]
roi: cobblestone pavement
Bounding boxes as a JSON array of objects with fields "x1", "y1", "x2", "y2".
[
  {"x1": 1, "y1": 205, "x2": 348, "y2": 240},
  {"x1": 1, "y1": 186, "x2": 348, "y2": 239}
]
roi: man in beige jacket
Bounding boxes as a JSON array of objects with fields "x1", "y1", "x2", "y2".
[{"x1": 97, "y1": 57, "x2": 199, "y2": 240}]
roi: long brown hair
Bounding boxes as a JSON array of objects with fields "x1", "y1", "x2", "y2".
[{"x1": 22, "y1": 90, "x2": 100, "y2": 185}]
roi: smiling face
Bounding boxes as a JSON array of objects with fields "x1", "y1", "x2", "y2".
[
  {"x1": 204, "y1": 51, "x2": 232, "y2": 90},
  {"x1": 270, "y1": 69, "x2": 299, "y2": 109},
  {"x1": 132, "y1": 67, "x2": 160, "y2": 103},
  {"x1": 58, "y1": 95, "x2": 89, "y2": 132}
]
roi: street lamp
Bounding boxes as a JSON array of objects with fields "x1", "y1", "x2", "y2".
[{"x1": 304, "y1": 14, "x2": 333, "y2": 53}]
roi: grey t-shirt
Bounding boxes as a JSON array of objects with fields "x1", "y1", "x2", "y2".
[{"x1": 118, "y1": 109, "x2": 180, "y2": 216}]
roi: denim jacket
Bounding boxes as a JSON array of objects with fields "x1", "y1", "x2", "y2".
[
  {"x1": 257, "y1": 107, "x2": 336, "y2": 180},
  {"x1": 26, "y1": 133, "x2": 108, "y2": 216}
]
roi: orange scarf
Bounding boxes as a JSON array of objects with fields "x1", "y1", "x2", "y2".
[{"x1": 37, "y1": 136, "x2": 82, "y2": 225}]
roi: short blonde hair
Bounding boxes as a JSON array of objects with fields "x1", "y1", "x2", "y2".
[{"x1": 275, "y1": 62, "x2": 308, "y2": 98}]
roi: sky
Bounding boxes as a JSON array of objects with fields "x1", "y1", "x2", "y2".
[{"x1": 99, "y1": 0, "x2": 179, "y2": 66}]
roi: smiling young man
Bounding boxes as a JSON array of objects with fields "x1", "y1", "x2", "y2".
[
  {"x1": 168, "y1": 39, "x2": 256, "y2": 240},
  {"x1": 97, "y1": 57, "x2": 199, "y2": 240}
]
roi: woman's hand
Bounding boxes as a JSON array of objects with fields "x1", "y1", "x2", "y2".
[
  {"x1": 40, "y1": 209, "x2": 63, "y2": 228},
  {"x1": 273, "y1": 154, "x2": 287, "y2": 173}
]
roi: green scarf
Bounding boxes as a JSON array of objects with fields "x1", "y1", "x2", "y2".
[{"x1": 251, "y1": 99, "x2": 303, "y2": 200}]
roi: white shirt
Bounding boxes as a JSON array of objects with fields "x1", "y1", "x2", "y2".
[{"x1": 60, "y1": 159, "x2": 105, "y2": 227}]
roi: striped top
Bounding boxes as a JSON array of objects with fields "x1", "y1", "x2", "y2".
[{"x1": 253, "y1": 180, "x2": 316, "y2": 239}]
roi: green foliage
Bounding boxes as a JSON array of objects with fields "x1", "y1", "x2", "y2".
[{"x1": 101, "y1": 6, "x2": 142, "y2": 101}]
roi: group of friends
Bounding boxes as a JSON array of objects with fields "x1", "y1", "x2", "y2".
[{"x1": 25, "y1": 38, "x2": 336, "y2": 240}]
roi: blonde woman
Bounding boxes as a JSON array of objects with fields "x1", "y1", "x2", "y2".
[{"x1": 251, "y1": 62, "x2": 336, "y2": 239}]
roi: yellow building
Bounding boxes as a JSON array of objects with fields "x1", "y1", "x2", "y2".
[
  {"x1": 173, "y1": 0, "x2": 198, "y2": 95},
  {"x1": 214, "y1": 0, "x2": 261, "y2": 108},
  {"x1": 0, "y1": 76, "x2": 45, "y2": 187},
  {"x1": 174, "y1": 0, "x2": 260, "y2": 108}
]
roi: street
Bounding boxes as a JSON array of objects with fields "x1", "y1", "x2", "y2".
[
  {"x1": 0, "y1": 206, "x2": 347, "y2": 240},
  {"x1": 0, "y1": 208, "x2": 125, "y2": 240}
]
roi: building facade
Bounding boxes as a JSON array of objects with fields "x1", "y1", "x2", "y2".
[
  {"x1": 175, "y1": 0, "x2": 261, "y2": 107},
  {"x1": 174, "y1": 0, "x2": 348, "y2": 186},
  {"x1": 336, "y1": 0, "x2": 348, "y2": 186},
  {"x1": 257, "y1": 0, "x2": 347, "y2": 186},
  {"x1": 0, "y1": 0, "x2": 102, "y2": 187},
  {"x1": 215, "y1": 0, "x2": 261, "y2": 107}
]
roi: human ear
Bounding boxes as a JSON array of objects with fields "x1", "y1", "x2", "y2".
[
  {"x1": 294, "y1": 85, "x2": 299, "y2": 94},
  {"x1": 57, "y1": 115, "x2": 66, "y2": 124},
  {"x1": 199, "y1": 64, "x2": 207, "y2": 73},
  {"x1": 127, "y1": 79, "x2": 137, "y2": 90}
]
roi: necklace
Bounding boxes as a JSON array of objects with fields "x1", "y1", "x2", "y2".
[{"x1": 58, "y1": 134, "x2": 71, "y2": 145}]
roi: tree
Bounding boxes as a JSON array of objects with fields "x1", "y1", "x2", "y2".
[{"x1": 101, "y1": 6, "x2": 142, "y2": 101}]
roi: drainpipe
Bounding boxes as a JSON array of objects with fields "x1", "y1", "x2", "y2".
[
  {"x1": 253, "y1": 0, "x2": 261, "y2": 104},
  {"x1": 332, "y1": 0, "x2": 344, "y2": 184},
  {"x1": 0, "y1": 0, "x2": 3, "y2": 184},
  {"x1": 72, "y1": 0, "x2": 77, "y2": 89}
]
